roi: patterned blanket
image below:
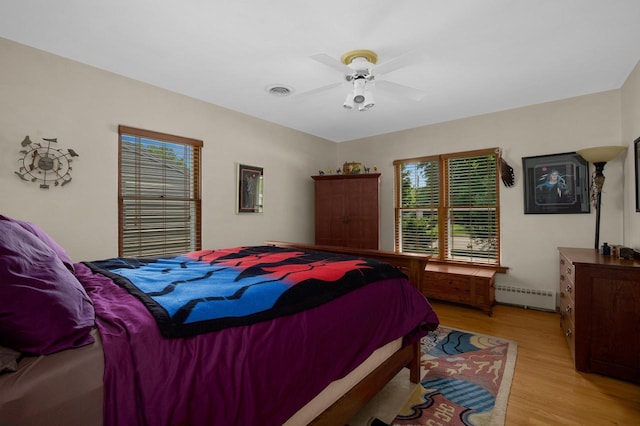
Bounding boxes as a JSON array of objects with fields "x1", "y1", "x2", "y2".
[{"x1": 85, "y1": 245, "x2": 405, "y2": 337}]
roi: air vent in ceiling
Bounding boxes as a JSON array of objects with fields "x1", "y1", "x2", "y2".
[{"x1": 266, "y1": 84, "x2": 294, "y2": 97}]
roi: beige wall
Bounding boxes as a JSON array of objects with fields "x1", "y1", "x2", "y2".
[
  {"x1": 0, "y1": 38, "x2": 335, "y2": 260},
  {"x1": 622, "y1": 60, "x2": 640, "y2": 248},
  {"x1": 338, "y1": 90, "x2": 626, "y2": 301},
  {"x1": 2, "y1": 36, "x2": 637, "y2": 309}
]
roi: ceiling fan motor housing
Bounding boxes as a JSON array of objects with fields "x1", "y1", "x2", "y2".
[{"x1": 341, "y1": 49, "x2": 378, "y2": 66}]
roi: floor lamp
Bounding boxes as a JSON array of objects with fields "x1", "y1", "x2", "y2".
[{"x1": 575, "y1": 146, "x2": 627, "y2": 250}]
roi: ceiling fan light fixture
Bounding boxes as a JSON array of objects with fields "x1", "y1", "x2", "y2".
[
  {"x1": 343, "y1": 93, "x2": 355, "y2": 109},
  {"x1": 352, "y1": 78, "x2": 366, "y2": 104},
  {"x1": 360, "y1": 90, "x2": 375, "y2": 111}
]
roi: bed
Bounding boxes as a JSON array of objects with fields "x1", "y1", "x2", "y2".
[{"x1": 0, "y1": 216, "x2": 438, "y2": 426}]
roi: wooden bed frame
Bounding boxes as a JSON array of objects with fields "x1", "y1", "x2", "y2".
[{"x1": 265, "y1": 241, "x2": 430, "y2": 425}]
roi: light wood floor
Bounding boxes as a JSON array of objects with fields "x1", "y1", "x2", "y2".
[{"x1": 425, "y1": 301, "x2": 640, "y2": 425}]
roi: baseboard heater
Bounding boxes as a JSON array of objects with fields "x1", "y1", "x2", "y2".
[{"x1": 495, "y1": 285, "x2": 557, "y2": 312}]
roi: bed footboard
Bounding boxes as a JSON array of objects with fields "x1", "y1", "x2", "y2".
[
  {"x1": 266, "y1": 241, "x2": 429, "y2": 423},
  {"x1": 309, "y1": 343, "x2": 416, "y2": 425}
]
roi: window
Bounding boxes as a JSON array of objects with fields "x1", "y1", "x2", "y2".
[
  {"x1": 118, "y1": 125, "x2": 202, "y2": 257},
  {"x1": 394, "y1": 148, "x2": 500, "y2": 265}
]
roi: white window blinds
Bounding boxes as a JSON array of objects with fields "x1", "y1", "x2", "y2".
[
  {"x1": 394, "y1": 149, "x2": 500, "y2": 265},
  {"x1": 396, "y1": 158, "x2": 440, "y2": 256},
  {"x1": 118, "y1": 126, "x2": 202, "y2": 257}
]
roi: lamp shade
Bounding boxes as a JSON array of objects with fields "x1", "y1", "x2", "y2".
[{"x1": 576, "y1": 146, "x2": 627, "y2": 163}]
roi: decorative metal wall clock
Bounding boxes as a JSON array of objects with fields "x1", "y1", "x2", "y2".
[{"x1": 15, "y1": 136, "x2": 79, "y2": 189}]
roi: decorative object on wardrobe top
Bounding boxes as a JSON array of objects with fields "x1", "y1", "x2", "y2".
[
  {"x1": 15, "y1": 136, "x2": 79, "y2": 189},
  {"x1": 576, "y1": 145, "x2": 627, "y2": 249},
  {"x1": 317, "y1": 163, "x2": 377, "y2": 176},
  {"x1": 342, "y1": 162, "x2": 363, "y2": 174}
]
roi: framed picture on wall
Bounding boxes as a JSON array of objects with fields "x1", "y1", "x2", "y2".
[
  {"x1": 237, "y1": 164, "x2": 264, "y2": 214},
  {"x1": 635, "y1": 137, "x2": 640, "y2": 212},
  {"x1": 522, "y1": 152, "x2": 590, "y2": 214}
]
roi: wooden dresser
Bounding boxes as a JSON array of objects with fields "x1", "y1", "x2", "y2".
[
  {"x1": 558, "y1": 247, "x2": 640, "y2": 383},
  {"x1": 312, "y1": 173, "x2": 380, "y2": 249}
]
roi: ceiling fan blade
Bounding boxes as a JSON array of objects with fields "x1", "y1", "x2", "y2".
[
  {"x1": 374, "y1": 80, "x2": 426, "y2": 102},
  {"x1": 310, "y1": 53, "x2": 352, "y2": 74},
  {"x1": 294, "y1": 81, "x2": 346, "y2": 99},
  {"x1": 372, "y1": 49, "x2": 423, "y2": 76}
]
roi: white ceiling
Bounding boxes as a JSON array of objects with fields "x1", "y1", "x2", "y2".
[{"x1": 1, "y1": 1, "x2": 639, "y2": 142}]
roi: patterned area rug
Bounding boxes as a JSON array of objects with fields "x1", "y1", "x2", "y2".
[{"x1": 383, "y1": 326, "x2": 517, "y2": 426}]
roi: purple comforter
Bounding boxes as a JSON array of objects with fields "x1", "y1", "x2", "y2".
[{"x1": 75, "y1": 261, "x2": 439, "y2": 426}]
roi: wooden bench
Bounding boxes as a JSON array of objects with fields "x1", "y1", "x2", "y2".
[{"x1": 423, "y1": 263, "x2": 497, "y2": 315}]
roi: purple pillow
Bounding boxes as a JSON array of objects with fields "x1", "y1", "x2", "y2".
[
  {"x1": 0, "y1": 220, "x2": 95, "y2": 355},
  {"x1": 0, "y1": 215, "x2": 75, "y2": 273}
]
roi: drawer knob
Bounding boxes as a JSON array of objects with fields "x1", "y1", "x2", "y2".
[{"x1": 565, "y1": 329, "x2": 572, "y2": 338}]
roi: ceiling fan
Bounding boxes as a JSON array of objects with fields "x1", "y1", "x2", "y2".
[{"x1": 303, "y1": 49, "x2": 426, "y2": 111}]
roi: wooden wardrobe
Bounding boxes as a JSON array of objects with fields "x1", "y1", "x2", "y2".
[{"x1": 312, "y1": 173, "x2": 380, "y2": 250}]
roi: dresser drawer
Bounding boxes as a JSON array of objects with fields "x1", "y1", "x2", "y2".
[
  {"x1": 559, "y1": 292, "x2": 575, "y2": 325},
  {"x1": 559, "y1": 256, "x2": 575, "y2": 304},
  {"x1": 560, "y1": 311, "x2": 575, "y2": 363},
  {"x1": 559, "y1": 252, "x2": 576, "y2": 367},
  {"x1": 560, "y1": 254, "x2": 576, "y2": 282},
  {"x1": 559, "y1": 254, "x2": 575, "y2": 285}
]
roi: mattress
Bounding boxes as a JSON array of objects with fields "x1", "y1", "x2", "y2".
[
  {"x1": 0, "y1": 329, "x2": 104, "y2": 426},
  {"x1": 0, "y1": 331, "x2": 400, "y2": 426}
]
